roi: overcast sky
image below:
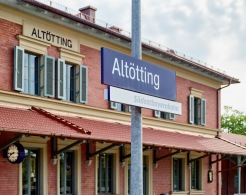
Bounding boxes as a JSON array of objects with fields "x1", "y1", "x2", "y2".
[{"x1": 56, "y1": 0, "x2": 246, "y2": 113}]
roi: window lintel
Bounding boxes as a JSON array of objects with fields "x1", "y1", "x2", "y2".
[{"x1": 190, "y1": 88, "x2": 204, "y2": 98}]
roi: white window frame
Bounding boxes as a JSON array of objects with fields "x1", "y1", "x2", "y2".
[
  {"x1": 154, "y1": 110, "x2": 175, "y2": 120},
  {"x1": 172, "y1": 152, "x2": 188, "y2": 195},
  {"x1": 190, "y1": 153, "x2": 205, "y2": 194},
  {"x1": 57, "y1": 139, "x2": 81, "y2": 195},
  {"x1": 19, "y1": 136, "x2": 48, "y2": 195},
  {"x1": 189, "y1": 95, "x2": 206, "y2": 126},
  {"x1": 14, "y1": 46, "x2": 55, "y2": 97},
  {"x1": 95, "y1": 143, "x2": 120, "y2": 195}
]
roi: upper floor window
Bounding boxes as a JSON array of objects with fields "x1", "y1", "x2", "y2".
[
  {"x1": 110, "y1": 102, "x2": 131, "y2": 113},
  {"x1": 57, "y1": 58, "x2": 88, "y2": 103},
  {"x1": 14, "y1": 46, "x2": 55, "y2": 97},
  {"x1": 24, "y1": 52, "x2": 40, "y2": 95},
  {"x1": 189, "y1": 95, "x2": 206, "y2": 126},
  {"x1": 14, "y1": 46, "x2": 88, "y2": 103},
  {"x1": 154, "y1": 110, "x2": 175, "y2": 120}
]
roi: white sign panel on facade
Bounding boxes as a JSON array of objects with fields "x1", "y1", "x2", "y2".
[{"x1": 107, "y1": 86, "x2": 182, "y2": 115}]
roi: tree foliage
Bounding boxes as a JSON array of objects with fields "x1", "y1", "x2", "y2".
[{"x1": 221, "y1": 106, "x2": 246, "y2": 135}]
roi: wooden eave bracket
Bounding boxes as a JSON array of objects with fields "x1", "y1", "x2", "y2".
[
  {"x1": 51, "y1": 138, "x2": 86, "y2": 160},
  {"x1": 120, "y1": 145, "x2": 151, "y2": 161},
  {"x1": 153, "y1": 149, "x2": 182, "y2": 164},
  {"x1": 86, "y1": 142, "x2": 121, "y2": 161},
  {"x1": 0, "y1": 134, "x2": 25, "y2": 152},
  {"x1": 187, "y1": 152, "x2": 209, "y2": 165}
]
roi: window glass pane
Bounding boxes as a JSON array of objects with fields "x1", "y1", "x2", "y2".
[
  {"x1": 191, "y1": 160, "x2": 200, "y2": 190},
  {"x1": 24, "y1": 53, "x2": 29, "y2": 93},
  {"x1": 23, "y1": 52, "x2": 39, "y2": 95},
  {"x1": 173, "y1": 158, "x2": 182, "y2": 191},
  {"x1": 194, "y1": 98, "x2": 201, "y2": 125},
  {"x1": 22, "y1": 149, "x2": 40, "y2": 195},
  {"x1": 65, "y1": 64, "x2": 76, "y2": 102},
  {"x1": 60, "y1": 151, "x2": 74, "y2": 195},
  {"x1": 98, "y1": 154, "x2": 114, "y2": 194}
]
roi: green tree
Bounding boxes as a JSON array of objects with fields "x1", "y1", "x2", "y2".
[{"x1": 221, "y1": 106, "x2": 246, "y2": 135}]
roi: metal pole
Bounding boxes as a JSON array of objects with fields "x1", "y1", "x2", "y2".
[{"x1": 131, "y1": 0, "x2": 142, "y2": 195}]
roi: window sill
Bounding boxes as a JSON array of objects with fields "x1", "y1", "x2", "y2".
[
  {"x1": 171, "y1": 191, "x2": 189, "y2": 195},
  {"x1": 190, "y1": 190, "x2": 205, "y2": 195}
]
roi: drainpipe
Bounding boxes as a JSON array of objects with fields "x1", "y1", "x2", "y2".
[
  {"x1": 216, "y1": 78, "x2": 232, "y2": 195},
  {"x1": 217, "y1": 78, "x2": 232, "y2": 137}
]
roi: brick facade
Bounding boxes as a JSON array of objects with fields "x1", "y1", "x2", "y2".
[{"x1": 0, "y1": 2, "x2": 240, "y2": 195}]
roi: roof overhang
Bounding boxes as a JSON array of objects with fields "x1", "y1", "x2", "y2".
[{"x1": 0, "y1": 106, "x2": 245, "y2": 157}]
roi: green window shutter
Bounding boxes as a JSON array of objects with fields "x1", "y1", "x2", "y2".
[
  {"x1": 44, "y1": 55, "x2": 55, "y2": 97},
  {"x1": 169, "y1": 113, "x2": 175, "y2": 120},
  {"x1": 154, "y1": 110, "x2": 161, "y2": 118},
  {"x1": 189, "y1": 95, "x2": 194, "y2": 124},
  {"x1": 110, "y1": 101, "x2": 117, "y2": 110},
  {"x1": 79, "y1": 65, "x2": 88, "y2": 103},
  {"x1": 201, "y1": 99, "x2": 206, "y2": 126},
  {"x1": 14, "y1": 46, "x2": 24, "y2": 91},
  {"x1": 56, "y1": 58, "x2": 66, "y2": 100}
]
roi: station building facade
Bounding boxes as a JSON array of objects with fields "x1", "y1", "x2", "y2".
[{"x1": 0, "y1": 0, "x2": 245, "y2": 195}]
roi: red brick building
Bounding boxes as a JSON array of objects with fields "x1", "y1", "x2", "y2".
[{"x1": 0, "y1": 0, "x2": 245, "y2": 195}]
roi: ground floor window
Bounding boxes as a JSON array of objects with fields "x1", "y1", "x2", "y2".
[
  {"x1": 98, "y1": 153, "x2": 114, "y2": 194},
  {"x1": 22, "y1": 149, "x2": 40, "y2": 195},
  {"x1": 191, "y1": 160, "x2": 201, "y2": 190},
  {"x1": 60, "y1": 151, "x2": 75, "y2": 195},
  {"x1": 173, "y1": 158, "x2": 183, "y2": 191}
]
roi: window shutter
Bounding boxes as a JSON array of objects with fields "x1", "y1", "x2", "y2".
[
  {"x1": 201, "y1": 99, "x2": 206, "y2": 126},
  {"x1": 110, "y1": 101, "x2": 117, "y2": 110},
  {"x1": 14, "y1": 46, "x2": 24, "y2": 91},
  {"x1": 189, "y1": 95, "x2": 194, "y2": 124},
  {"x1": 44, "y1": 55, "x2": 55, "y2": 97},
  {"x1": 169, "y1": 113, "x2": 175, "y2": 120},
  {"x1": 154, "y1": 110, "x2": 161, "y2": 118},
  {"x1": 79, "y1": 65, "x2": 88, "y2": 103},
  {"x1": 56, "y1": 58, "x2": 66, "y2": 100}
]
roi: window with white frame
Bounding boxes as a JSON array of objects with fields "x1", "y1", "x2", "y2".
[
  {"x1": 189, "y1": 95, "x2": 206, "y2": 126},
  {"x1": 14, "y1": 46, "x2": 55, "y2": 97},
  {"x1": 154, "y1": 110, "x2": 175, "y2": 120},
  {"x1": 110, "y1": 102, "x2": 131, "y2": 113},
  {"x1": 60, "y1": 151, "x2": 75, "y2": 195},
  {"x1": 23, "y1": 52, "x2": 40, "y2": 95},
  {"x1": 98, "y1": 153, "x2": 115, "y2": 194},
  {"x1": 14, "y1": 46, "x2": 88, "y2": 103},
  {"x1": 22, "y1": 148, "x2": 40, "y2": 195},
  {"x1": 173, "y1": 158, "x2": 184, "y2": 192},
  {"x1": 56, "y1": 58, "x2": 88, "y2": 103},
  {"x1": 20, "y1": 137, "x2": 48, "y2": 195},
  {"x1": 191, "y1": 160, "x2": 201, "y2": 190}
]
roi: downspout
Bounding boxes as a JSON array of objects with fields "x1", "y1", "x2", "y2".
[
  {"x1": 217, "y1": 78, "x2": 232, "y2": 137},
  {"x1": 216, "y1": 78, "x2": 232, "y2": 195}
]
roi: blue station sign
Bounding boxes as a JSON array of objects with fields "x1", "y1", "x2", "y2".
[{"x1": 101, "y1": 47, "x2": 176, "y2": 101}]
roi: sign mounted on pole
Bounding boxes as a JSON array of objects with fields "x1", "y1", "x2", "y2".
[
  {"x1": 107, "y1": 86, "x2": 182, "y2": 115},
  {"x1": 101, "y1": 47, "x2": 177, "y2": 101}
]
